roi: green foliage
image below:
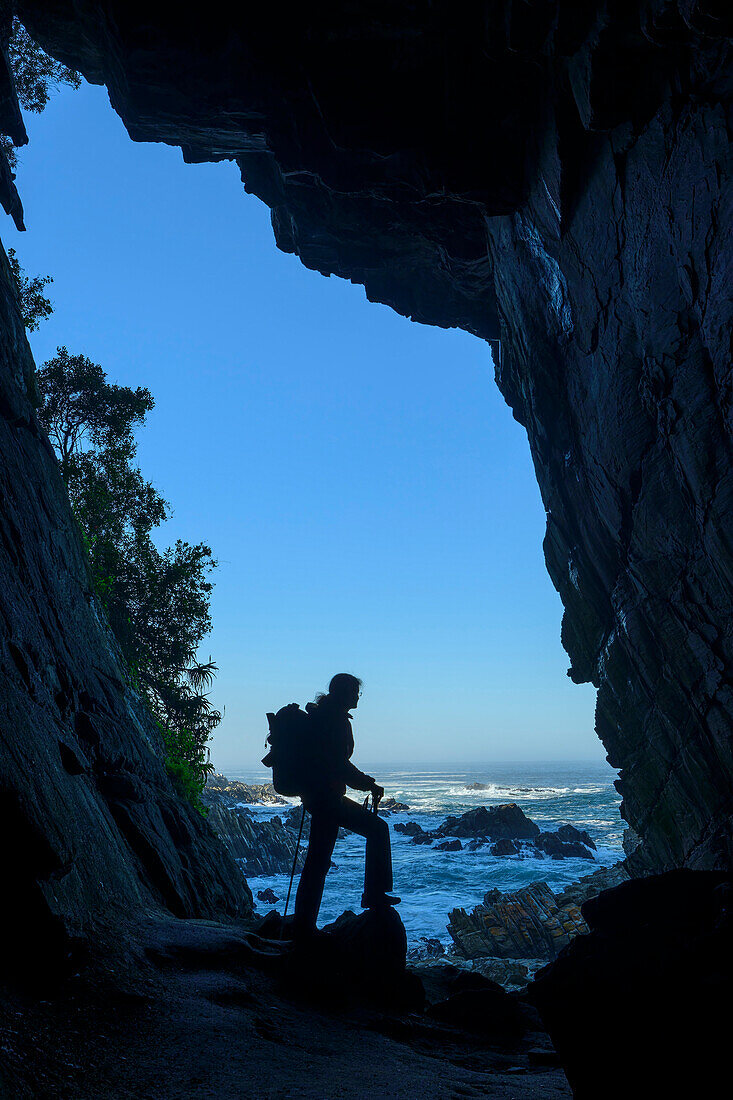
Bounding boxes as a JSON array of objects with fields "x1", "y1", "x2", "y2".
[
  {"x1": 160, "y1": 724, "x2": 213, "y2": 817},
  {"x1": 36, "y1": 347, "x2": 154, "y2": 468},
  {"x1": 35, "y1": 348, "x2": 220, "y2": 813},
  {"x1": 7, "y1": 246, "x2": 53, "y2": 330}
]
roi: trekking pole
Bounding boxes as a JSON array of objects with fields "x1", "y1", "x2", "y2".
[{"x1": 281, "y1": 803, "x2": 306, "y2": 940}]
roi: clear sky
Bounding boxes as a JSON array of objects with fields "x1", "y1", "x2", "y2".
[{"x1": 4, "y1": 80, "x2": 604, "y2": 769}]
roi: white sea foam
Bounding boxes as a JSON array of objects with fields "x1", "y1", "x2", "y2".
[{"x1": 232, "y1": 760, "x2": 624, "y2": 945}]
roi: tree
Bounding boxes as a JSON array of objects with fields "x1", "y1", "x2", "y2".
[
  {"x1": 36, "y1": 350, "x2": 220, "y2": 812},
  {"x1": 7, "y1": 246, "x2": 53, "y2": 330},
  {"x1": 36, "y1": 347, "x2": 153, "y2": 470},
  {"x1": 3, "y1": 18, "x2": 82, "y2": 168}
]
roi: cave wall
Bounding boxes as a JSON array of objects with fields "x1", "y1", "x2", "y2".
[
  {"x1": 7, "y1": 0, "x2": 733, "y2": 877},
  {"x1": 0, "y1": 19, "x2": 251, "y2": 965}
]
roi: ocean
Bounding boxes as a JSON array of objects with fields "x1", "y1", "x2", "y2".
[{"x1": 227, "y1": 760, "x2": 625, "y2": 948}]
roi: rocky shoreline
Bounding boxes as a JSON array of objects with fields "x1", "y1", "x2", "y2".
[
  {"x1": 394, "y1": 802, "x2": 598, "y2": 861},
  {"x1": 447, "y1": 863, "x2": 629, "y2": 963},
  {"x1": 202, "y1": 775, "x2": 302, "y2": 879},
  {"x1": 204, "y1": 773, "x2": 287, "y2": 807}
]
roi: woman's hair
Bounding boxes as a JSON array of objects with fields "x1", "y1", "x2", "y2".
[{"x1": 312, "y1": 672, "x2": 362, "y2": 706}]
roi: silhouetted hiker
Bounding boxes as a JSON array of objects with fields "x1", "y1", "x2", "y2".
[{"x1": 288, "y1": 674, "x2": 399, "y2": 936}]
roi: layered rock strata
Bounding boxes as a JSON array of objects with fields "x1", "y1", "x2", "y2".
[
  {"x1": 448, "y1": 862, "x2": 629, "y2": 961},
  {"x1": 12, "y1": 0, "x2": 731, "y2": 873},
  {"x1": 205, "y1": 803, "x2": 305, "y2": 878}
]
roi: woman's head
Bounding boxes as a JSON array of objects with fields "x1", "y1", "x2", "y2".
[{"x1": 328, "y1": 672, "x2": 362, "y2": 709}]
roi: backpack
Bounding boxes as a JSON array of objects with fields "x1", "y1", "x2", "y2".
[{"x1": 261, "y1": 703, "x2": 313, "y2": 797}]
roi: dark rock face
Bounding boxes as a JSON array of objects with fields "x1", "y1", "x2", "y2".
[
  {"x1": 14, "y1": 0, "x2": 732, "y2": 874},
  {"x1": 205, "y1": 804, "x2": 305, "y2": 877},
  {"x1": 0, "y1": 1, "x2": 728, "y2": 998},
  {"x1": 0, "y1": 247, "x2": 250, "y2": 976},
  {"x1": 529, "y1": 870, "x2": 732, "y2": 1097}
]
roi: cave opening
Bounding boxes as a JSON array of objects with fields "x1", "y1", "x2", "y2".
[
  {"x1": 2, "y1": 5, "x2": 730, "y2": 1095},
  {"x1": 3, "y1": 68, "x2": 628, "y2": 951}
]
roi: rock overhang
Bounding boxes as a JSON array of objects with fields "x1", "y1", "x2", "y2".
[{"x1": 3, "y1": 1, "x2": 732, "y2": 877}]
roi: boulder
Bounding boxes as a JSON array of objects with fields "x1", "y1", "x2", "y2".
[
  {"x1": 435, "y1": 839, "x2": 463, "y2": 852},
  {"x1": 557, "y1": 825, "x2": 596, "y2": 851},
  {"x1": 491, "y1": 838, "x2": 519, "y2": 856},
  {"x1": 393, "y1": 820, "x2": 424, "y2": 837},
  {"x1": 439, "y1": 804, "x2": 540, "y2": 840},
  {"x1": 533, "y1": 828, "x2": 595, "y2": 861},
  {"x1": 282, "y1": 907, "x2": 424, "y2": 1013},
  {"x1": 256, "y1": 888, "x2": 279, "y2": 904},
  {"x1": 379, "y1": 798, "x2": 410, "y2": 813},
  {"x1": 530, "y1": 871, "x2": 732, "y2": 1097}
]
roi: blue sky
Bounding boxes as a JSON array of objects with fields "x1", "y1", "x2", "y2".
[{"x1": 5, "y1": 80, "x2": 603, "y2": 769}]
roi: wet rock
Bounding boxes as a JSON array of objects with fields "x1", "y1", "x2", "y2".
[
  {"x1": 557, "y1": 825, "x2": 596, "y2": 851},
  {"x1": 449, "y1": 864, "x2": 630, "y2": 962},
  {"x1": 206, "y1": 804, "x2": 305, "y2": 876},
  {"x1": 472, "y1": 957, "x2": 540, "y2": 991},
  {"x1": 406, "y1": 936, "x2": 445, "y2": 962},
  {"x1": 466, "y1": 782, "x2": 488, "y2": 790},
  {"x1": 393, "y1": 820, "x2": 424, "y2": 837},
  {"x1": 204, "y1": 773, "x2": 286, "y2": 808},
  {"x1": 554, "y1": 864, "x2": 630, "y2": 909},
  {"x1": 532, "y1": 828, "x2": 595, "y2": 861},
  {"x1": 439, "y1": 804, "x2": 540, "y2": 840},
  {"x1": 449, "y1": 882, "x2": 590, "y2": 961},
  {"x1": 491, "y1": 838, "x2": 519, "y2": 856},
  {"x1": 435, "y1": 839, "x2": 463, "y2": 852},
  {"x1": 379, "y1": 798, "x2": 410, "y2": 813},
  {"x1": 409, "y1": 832, "x2": 435, "y2": 845},
  {"x1": 256, "y1": 888, "x2": 279, "y2": 904}
]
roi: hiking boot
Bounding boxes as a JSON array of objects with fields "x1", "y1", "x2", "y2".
[{"x1": 361, "y1": 892, "x2": 401, "y2": 909}]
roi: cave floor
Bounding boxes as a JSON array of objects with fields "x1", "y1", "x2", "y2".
[{"x1": 1, "y1": 921, "x2": 570, "y2": 1099}]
